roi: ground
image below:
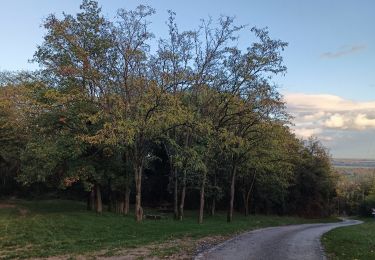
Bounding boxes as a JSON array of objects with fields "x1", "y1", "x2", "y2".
[
  {"x1": 0, "y1": 199, "x2": 338, "y2": 259},
  {"x1": 323, "y1": 218, "x2": 375, "y2": 260}
]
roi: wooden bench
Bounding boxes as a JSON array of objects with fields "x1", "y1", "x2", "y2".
[{"x1": 145, "y1": 214, "x2": 163, "y2": 220}]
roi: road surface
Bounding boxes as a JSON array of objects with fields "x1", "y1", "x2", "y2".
[{"x1": 195, "y1": 219, "x2": 362, "y2": 260}]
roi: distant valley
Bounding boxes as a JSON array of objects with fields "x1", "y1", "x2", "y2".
[
  {"x1": 332, "y1": 158, "x2": 375, "y2": 176},
  {"x1": 332, "y1": 158, "x2": 375, "y2": 169}
]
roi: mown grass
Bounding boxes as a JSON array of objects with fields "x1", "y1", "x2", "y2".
[
  {"x1": 323, "y1": 218, "x2": 375, "y2": 260},
  {"x1": 0, "y1": 199, "x2": 339, "y2": 259}
]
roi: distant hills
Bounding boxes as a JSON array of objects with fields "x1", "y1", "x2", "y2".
[{"x1": 332, "y1": 158, "x2": 375, "y2": 169}]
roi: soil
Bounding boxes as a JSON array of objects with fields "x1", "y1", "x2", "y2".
[
  {"x1": 0, "y1": 203, "x2": 16, "y2": 209},
  {"x1": 28, "y1": 235, "x2": 229, "y2": 260},
  {"x1": 0, "y1": 200, "x2": 29, "y2": 216}
]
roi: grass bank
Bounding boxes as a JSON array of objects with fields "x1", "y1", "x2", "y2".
[
  {"x1": 0, "y1": 199, "x2": 338, "y2": 259},
  {"x1": 323, "y1": 218, "x2": 374, "y2": 260}
]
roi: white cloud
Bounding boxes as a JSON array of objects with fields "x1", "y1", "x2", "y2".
[
  {"x1": 286, "y1": 93, "x2": 375, "y2": 112},
  {"x1": 293, "y1": 128, "x2": 322, "y2": 139},
  {"x1": 284, "y1": 93, "x2": 375, "y2": 142},
  {"x1": 302, "y1": 111, "x2": 326, "y2": 121},
  {"x1": 354, "y1": 114, "x2": 375, "y2": 129},
  {"x1": 324, "y1": 114, "x2": 346, "y2": 128},
  {"x1": 285, "y1": 93, "x2": 375, "y2": 131},
  {"x1": 320, "y1": 136, "x2": 333, "y2": 142}
]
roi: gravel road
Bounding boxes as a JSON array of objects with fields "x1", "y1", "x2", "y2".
[{"x1": 195, "y1": 219, "x2": 362, "y2": 260}]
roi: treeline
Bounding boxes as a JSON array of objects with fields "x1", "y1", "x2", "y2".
[
  {"x1": 0, "y1": 0, "x2": 336, "y2": 222},
  {"x1": 335, "y1": 168, "x2": 375, "y2": 216}
]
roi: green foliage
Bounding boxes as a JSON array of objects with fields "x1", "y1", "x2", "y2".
[
  {"x1": 287, "y1": 138, "x2": 336, "y2": 217},
  {"x1": 335, "y1": 169, "x2": 375, "y2": 216}
]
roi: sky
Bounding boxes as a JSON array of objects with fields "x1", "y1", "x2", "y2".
[{"x1": 1, "y1": 0, "x2": 374, "y2": 159}]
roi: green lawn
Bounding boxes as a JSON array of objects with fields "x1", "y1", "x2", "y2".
[
  {"x1": 0, "y1": 199, "x2": 338, "y2": 259},
  {"x1": 323, "y1": 218, "x2": 375, "y2": 260}
]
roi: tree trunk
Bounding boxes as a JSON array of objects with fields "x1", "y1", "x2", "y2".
[
  {"x1": 241, "y1": 191, "x2": 246, "y2": 216},
  {"x1": 211, "y1": 172, "x2": 217, "y2": 216},
  {"x1": 124, "y1": 185, "x2": 130, "y2": 215},
  {"x1": 211, "y1": 197, "x2": 216, "y2": 216},
  {"x1": 118, "y1": 199, "x2": 125, "y2": 214},
  {"x1": 107, "y1": 179, "x2": 112, "y2": 212},
  {"x1": 173, "y1": 167, "x2": 178, "y2": 220},
  {"x1": 244, "y1": 172, "x2": 256, "y2": 216},
  {"x1": 113, "y1": 192, "x2": 125, "y2": 214},
  {"x1": 227, "y1": 166, "x2": 237, "y2": 222},
  {"x1": 87, "y1": 190, "x2": 93, "y2": 211},
  {"x1": 179, "y1": 171, "x2": 186, "y2": 220},
  {"x1": 135, "y1": 165, "x2": 143, "y2": 222},
  {"x1": 198, "y1": 171, "x2": 206, "y2": 224},
  {"x1": 108, "y1": 191, "x2": 113, "y2": 212},
  {"x1": 179, "y1": 130, "x2": 190, "y2": 221},
  {"x1": 89, "y1": 188, "x2": 95, "y2": 211},
  {"x1": 244, "y1": 190, "x2": 250, "y2": 216},
  {"x1": 87, "y1": 194, "x2": 90, "y2": 211},
  {"x1": 95, "y1": 184, "x2": 103, "y2": 214}
]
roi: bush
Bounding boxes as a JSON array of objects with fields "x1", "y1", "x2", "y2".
[{"x1": 359, "y1": 195, "x2": 375, "y2": 217}]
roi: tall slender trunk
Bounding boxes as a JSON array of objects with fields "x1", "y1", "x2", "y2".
[
  {"x1": 89, "y1": 188, "x2": 96, "y2": 211},
  {"x1": 114, "y1": 192, "x2": 125, "y2": 214},
  {"x1": 114, "y1": 193, "x2": 118, "y2": 213},
  {"x1": 87, "y1": 193, "x2": 90, "y2": 211},
  {"x1": 198, "y1": 171, "x2": 206, "y2": 224},
  {"x1": 227, "y1": 165, "x2": 237, "y2": 222},
  {"x1": 211, "y1": 171, "x2": 217, "y2": 216},
  {"x1": 95, "y1": 184, "x2": 103, "y2": 214},
  {"x1": 244, "y1": 190, "x2": 252, "y2": 216},
  {"x1": 124, "y1": 185, "x2": 130, "y2": 215},
  {"x1": 108, "y1": 182, "x2": 113, "y2": 212},
  {"x1": 211, "y1": 198, "x2": 216, "y2": 216},
  {"x1": 178, "y1": 131, "x2": 190, "y2": 221},
  {"x1": 179, "y1": 170, "x2": 187, "y2": 220},
  {"x1": 173, "y1": 167, "x2": 178, "y2": 220},
  {"x1": 163, "y1": 142, "x2": 179, "y2": 220},
  {"x1": 87, "y1": 190, "x2": 94, "y2": 211},
  {"x1": 123, "y1": 150, "x2": 131, "y2": 216},
  {"x1": 244, "y1": 172, "x2": 256, "y2": 216},
  {"x1": 118, "y1": 198, "x2": 125, "y2": 214},
  {"x1": 242, "y1": 191, "x2": 248, "y2": 216},
  {"x1": 135, "y1": 165, "x2": 143, "y2": 222}
]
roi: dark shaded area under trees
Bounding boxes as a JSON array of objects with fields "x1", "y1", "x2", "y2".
[{"x1": 0, "y1": 0, "x2": 337, "y2": 222}]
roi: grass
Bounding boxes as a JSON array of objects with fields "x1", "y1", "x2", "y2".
[
  {"x1": 323, "y1": 218, "x2": 375, "y2": 260},
  {"x1": 0, "y1": 199, "x2": 339, "y2": 259}
]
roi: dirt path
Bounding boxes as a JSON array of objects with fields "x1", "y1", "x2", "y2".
[
  {"x1": 0, "y1": 201, "x2": 29, "y2": 216},
  {"x1": 194, "y1": 219, "x2": 362, "y2": 260},
  {"x1": 0, "y1": 203, "x2": 15, "y2": 209}
]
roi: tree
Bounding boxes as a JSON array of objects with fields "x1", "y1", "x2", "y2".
[
  {"x1": 1, "y1": 0, "x2": 341, "y2": 223},
  {"x1": 0, "y1": 74, "x2": 32, "y2": 195},
  {"x1": 288, "y1": 138, "x2": 337, "y2": 217}
]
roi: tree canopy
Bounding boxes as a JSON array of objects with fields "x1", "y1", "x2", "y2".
[{"x1": 0, "y1": 0, "x2": 337, "y2": 222}]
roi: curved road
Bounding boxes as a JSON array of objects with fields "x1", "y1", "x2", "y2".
[{"x1": 195, "y1": 219, "x2": 362, "y2": 260}]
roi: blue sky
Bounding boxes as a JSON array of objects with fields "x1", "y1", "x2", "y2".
[{"x1": 1, "y1": 0, "x2": 375, "y2": 158}]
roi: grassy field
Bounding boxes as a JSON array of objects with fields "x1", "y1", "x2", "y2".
[
  {"x1": 0, "y1": 199, "x2": 339, "y2": 259},
  {"x1": 323, "y1": 218, "x2": 374, "y2": 260}
]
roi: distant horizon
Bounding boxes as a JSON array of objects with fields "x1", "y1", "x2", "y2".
[{"x1": 332, "y1": 158, "x2": 375, "y2": 161}]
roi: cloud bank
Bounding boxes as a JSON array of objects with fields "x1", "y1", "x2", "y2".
[
  {"x1": 285, "y1": 93, "x2": 375, "y2": 158},
  {"x1": 285, "y1": 93, "x2": 375, "y2": 139}
]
